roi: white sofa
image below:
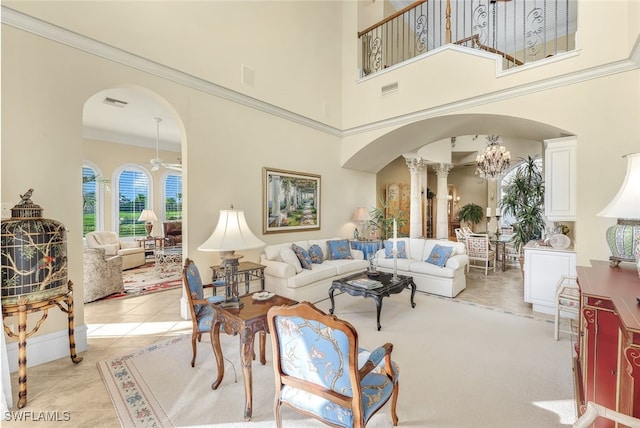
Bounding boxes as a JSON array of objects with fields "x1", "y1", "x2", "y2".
[
  {"x1": 373, "y1": 238, "x2": 468, "y2": 298},
  {"x1": 260, "y1": 238, "x2": 369, "y2": 303}
]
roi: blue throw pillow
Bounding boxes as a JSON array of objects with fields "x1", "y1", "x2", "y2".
[
  {"x1": 308, "y1": 244, "x2": 324, "y2": 264},
  {"x1": 425, "y1": 244, "x2": 453, "y2": 267},
  {"x1": 384, "y1": 240, "x2": 407, "y2": 259},
  {"x1": 327, "y1": 239, "x2": 352, "y2": 260},
  {"x1": 291, "y1": 244, "x2": 312, "y2": 269}
]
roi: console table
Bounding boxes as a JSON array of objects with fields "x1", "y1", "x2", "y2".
[{"x1": 575, "y1": 261, "x2": 640, "y2": 426}]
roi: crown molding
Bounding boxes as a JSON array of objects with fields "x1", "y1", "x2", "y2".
[{"x1": 4, "y1": 6, "x2": 640, "y2": 141}]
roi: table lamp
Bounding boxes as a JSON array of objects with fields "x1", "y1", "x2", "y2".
[
  {"x1": 352, "y1": 207, "x2": 370, "y2": 240},
  {"x1": 597, "y1": 152, "x2": 640, "y2": 270},
  {"x1": 138, "y1": 209, "x2": 158, "y2": 238},
  {"x1": 198, "y1": 207, "x2": 265, "y2": 308}
]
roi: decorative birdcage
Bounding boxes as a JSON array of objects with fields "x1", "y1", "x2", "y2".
[{"x1": 1, "y1": 189, "x2": 68, "y2": 304}]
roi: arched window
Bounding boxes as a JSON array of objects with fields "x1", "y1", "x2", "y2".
[
  {"x1": 115, "y1": 165, "x2": 153, "y2": 238},
  {"x1": 82, "y1": 162, "x2": 104, "y2": 236},
  {"x1": 162, "y1": 172, "x2": 182, "y2": 220},
  {"x1": 498, "y1": 157, "x2": 543, "y2": 226}
]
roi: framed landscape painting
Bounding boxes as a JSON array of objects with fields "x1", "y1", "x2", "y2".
[{"x1": 263, "y1": 167, "x2": 321, "y2": 234}]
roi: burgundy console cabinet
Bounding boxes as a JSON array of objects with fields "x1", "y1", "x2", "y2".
[{"x1": 576, "y1": 261, "x2": 640, "y2": 427}]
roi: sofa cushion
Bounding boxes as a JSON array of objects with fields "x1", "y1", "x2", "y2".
[
  {"x1": 376, "y1": 257, "x2": 413, "y2": 271},
  {"x1": 308, "y1": 244, "x2": 324, "y2": 264},
  {"x1": 425, "y1": 244, "x2": 454, "y2": 267},
  {"x1": 327, "y1": 239, "x2": 352, "y2": 260},
  {"x1": 409, "y1": 260, "x2": 456, "y2": 278},
  {"x1": 384, "y1": 240, "x2": 407, "y2": 259},
  {"x1": 280, "y1": 247, "x2": 302, "y2": 273},
  {"x1": 292, "y1": 244, "x2": 312, "y2": 270},
  {"x1": 324, "y1": 259, "x2": 369, "y2": 275},
  {"x1": 264, "y1": 243, "x2": 293, "y2": 262},
  {"x1": 287, "y1": 264, "x2": 338, "y2": 289}
]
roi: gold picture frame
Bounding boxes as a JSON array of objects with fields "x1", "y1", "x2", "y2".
[{"x1": 263, "y1": 168, "x2": 321, "y2": 234}]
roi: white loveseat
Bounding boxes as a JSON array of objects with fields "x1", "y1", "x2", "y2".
[
  {"x1": 373, "y1": 238, "x2": 468, "y2": 298},
  {"x1": 260, "y1": 238, "x2": 369, "y2": 303}
]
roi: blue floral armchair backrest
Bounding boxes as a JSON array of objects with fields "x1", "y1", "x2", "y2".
[
  {"x1": 273, "y1": 315, "x2": 354, "y2": 397},
  {"x1": 184, "y1": 260, "x2": 204, "y2": 301}
]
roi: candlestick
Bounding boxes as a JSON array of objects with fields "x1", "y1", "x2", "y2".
[{"x1": 393, "y1": 218, "x2": 397, "y2": 252}]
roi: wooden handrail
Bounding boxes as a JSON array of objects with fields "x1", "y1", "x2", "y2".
[
  {"x1": 358, "y1": 0, "x2": 428, "y2": 38},
  {"x1": 454, "y1": 34, "x2": 523, "y2": 66}
]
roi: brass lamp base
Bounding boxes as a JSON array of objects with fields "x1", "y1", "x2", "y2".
[{"x1": 145, "y1": 222, "x2": 153, "y2": 239}]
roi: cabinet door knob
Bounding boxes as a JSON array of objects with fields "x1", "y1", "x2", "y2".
[{"x1": 611, "y1": 370, "x2": 616, "y2": 375}]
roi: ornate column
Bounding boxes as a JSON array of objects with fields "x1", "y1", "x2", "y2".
[
  {"x1": 404, "y1": 155, "x2": 426, "y2": 238},
  {"x1": 433, "y1": 163, "x2": 453, "y2": 239}
]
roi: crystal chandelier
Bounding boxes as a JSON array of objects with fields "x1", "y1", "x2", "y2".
[{"x1": 476, "y1": 135, "x2": 511, "y2": 181}]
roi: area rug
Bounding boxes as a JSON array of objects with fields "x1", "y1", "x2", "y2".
[
  {"x1": 101, "y1": 263, "x2": 182, "y2": 301},
  {"x1": 98, "y1": 291, "x2": 577, "y2": 427}
]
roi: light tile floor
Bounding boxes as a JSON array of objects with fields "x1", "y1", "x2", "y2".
[{"x1": 4, "y1": 264, "x2": 547, "y2": 426}]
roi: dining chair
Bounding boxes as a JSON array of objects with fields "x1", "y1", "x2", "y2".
[
  {"x1": 182, "y1": 258, "x2": 225, "y2": 367},
  {"x1": 465, "y1": 234, "x2": 496, "y2": 275},
  {"x1": 454, "y1": 228, "x2": 466, "y2": 243},
  {"x1": 267, "y1": 301, "x2": 400, "y2": 428},
  {"x1": 573, "y1": 402, "x2": 640, "y2": 428},
  {"x1": 554, "y1": 275, "x2": 580, "y2": 341}
]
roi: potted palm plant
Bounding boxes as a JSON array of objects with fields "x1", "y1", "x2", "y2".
[
  {"x1": 457, "y1": 203, "x2": 484, "y2": 232},
  {"x1": 499, "y1": 156, "x2": 545, "y2": 255},
  {"x1": 369, "y1": 199, "x2": 407, "y2": 240}
]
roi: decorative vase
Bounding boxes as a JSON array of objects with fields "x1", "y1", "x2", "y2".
[
  {"x1": 605, "y1": 220, "x2": 640, "y2": 266},
  {"x1": 1, "y1": 190, "x2": 68, "y2": 305}
]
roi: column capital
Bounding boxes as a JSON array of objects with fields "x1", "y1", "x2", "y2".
[
  {"x1": 405, "y1": 157, "x2": 426, "y2": 173},
  {"x1": 433, "y1": 163, "x2": 453, "y2": 176}
]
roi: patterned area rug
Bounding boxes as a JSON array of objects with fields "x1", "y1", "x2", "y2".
[
  {"x1": 97, "y1": 291, "x2": 576, "y2": 427},
  {"x1": 101, "y1": 262, "x2": 182, "y2": 301}
]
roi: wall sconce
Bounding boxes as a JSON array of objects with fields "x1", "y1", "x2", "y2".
[{"x1": 97, "y1": 178, "x2": 111, "y2": 193}]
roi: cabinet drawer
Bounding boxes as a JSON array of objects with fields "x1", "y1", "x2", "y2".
[{"x1": 583, "y1": 296, "x2": 615, "y2": 311}]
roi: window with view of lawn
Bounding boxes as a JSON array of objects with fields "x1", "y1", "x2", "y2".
[{"x1": 117, "y1": 166, "x2": 152, "y2": 238}]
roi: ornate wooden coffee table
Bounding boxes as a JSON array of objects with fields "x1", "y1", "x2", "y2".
[
  {"x1": 210, "y1": 293, "x2": 296, "y2": 421},
  {"x1": 329, "y1": 271, "x2": 416, "y2": 331}
]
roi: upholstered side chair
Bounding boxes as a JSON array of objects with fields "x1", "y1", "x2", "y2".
[
  {"x1": 83, "y1": 247, "x2": 124, "y2": 303},
  {"x1": 267, "y1": 301, "x2": 399, "y2": 428},
  {"x1": 182, "y1": 258, "x2": 224, "y2": 367},
  {"x1": 85, "y1": 231, "x2": 146, "y2": 270}
]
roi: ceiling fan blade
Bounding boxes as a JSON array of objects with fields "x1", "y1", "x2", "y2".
[{"x1": 165, "y1": 165, "x2": 182, "y2": 172}]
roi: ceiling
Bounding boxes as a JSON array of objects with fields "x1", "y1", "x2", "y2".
[{"x1": 83, "y1": 87, "x2": 182, "y2": 153}]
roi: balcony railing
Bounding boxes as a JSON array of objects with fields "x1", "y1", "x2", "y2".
[{"x1": 358, "y1": 0, "x2": 577, "y2": 77}]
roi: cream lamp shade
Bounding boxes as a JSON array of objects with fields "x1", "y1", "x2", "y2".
[
  {"x1": 198, "y1": 209, "x2": 265, "y2": 253},
  {"x1": 198, "y1": 208, "x2": 264, "y2": 308},
  {"x1": 138, "y1": 209, "x2": 158, "y2": 238},
  {"x1": 352, "y1": 207, "x2": 370, "y2": 240},
  {"x1": 597, "y1": 152, "x2": 640, "y2": 266}
]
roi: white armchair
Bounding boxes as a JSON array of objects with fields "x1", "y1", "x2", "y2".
[
  {"x1": 83, "y1": 248, "x2": 124, "y2": 303},
  {"x1": 85, "y1": 231, "x2": 146, "y2": 270}
]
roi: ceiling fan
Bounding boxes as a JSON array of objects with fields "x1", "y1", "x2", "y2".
[{"x1": 149, "y1": 117, "x2": 182, "y2": 172}]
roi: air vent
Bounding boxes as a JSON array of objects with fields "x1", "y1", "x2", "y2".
[
  {"x1": 381, "y1": 82, "x2": 398, "y2": 95},
  {"x1": 102, "y1": 97, "x2": 128, "y2": 108}
]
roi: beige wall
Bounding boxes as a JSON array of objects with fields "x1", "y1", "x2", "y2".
[{"x1": 1, "y1": 24, "x2": 373, "y2": 341}]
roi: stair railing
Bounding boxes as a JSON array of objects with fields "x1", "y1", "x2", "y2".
[{"x1": 358, "y1": 0, "x2": 575, "y2": 77}]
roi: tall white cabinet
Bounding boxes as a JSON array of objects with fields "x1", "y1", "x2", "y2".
[
  {"x1": 544, "y1": 136, "x2": 577, "y2": 221},
  {"x1": 523, "y1": 242, "x2": 576, "y2": 314}
]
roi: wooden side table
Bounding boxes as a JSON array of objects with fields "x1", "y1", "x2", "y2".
[
  {"x1": 210, "y1": 293, "x2": 296, "y2": 420},
  {"x1": 1, "y1": 281, "x2": 83, "y2": 408},
  {"x1": 210, "y1": 261, "x2": 266, "y2": 295}
]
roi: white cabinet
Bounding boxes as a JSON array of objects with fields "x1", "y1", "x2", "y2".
[
  {"x1": 544, "y1": 136, "x2": 577, "y2": 221},
  {"x1": 523, "y1": 242, "x2": 576, "y2": 314}
]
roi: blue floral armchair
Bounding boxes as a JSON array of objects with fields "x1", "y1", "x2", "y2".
[
  {"x1": 266, "y1": 301, "x2": 399, "y2": 427},
  {"x1": 182, "y1": 258, "x2": 224, "y2": 367}
]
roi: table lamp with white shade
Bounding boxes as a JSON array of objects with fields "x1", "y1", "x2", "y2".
[
  {"x1": 138, "y1": 209, "x2": 158, "y2": 238},
  {"x1": 597, "y1": 152, "x2": 640, "y2": 273},
  {"x1": 352, "y1": 207, "x2": 370, "y2": 240},
  {"x1": 198, "y1": 207, "x2": 265, "y2": 308}
]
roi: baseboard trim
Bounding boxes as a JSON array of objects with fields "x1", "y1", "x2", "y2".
[{"x1": 5, "y1": 325, "x2": 88, "y2": 373}]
